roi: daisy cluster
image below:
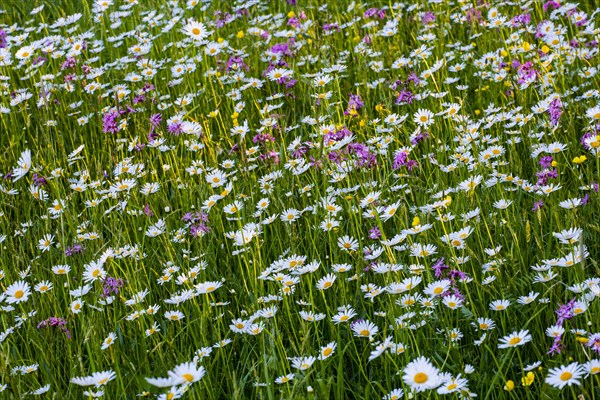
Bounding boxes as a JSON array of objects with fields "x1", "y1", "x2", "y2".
[{"x1": 1, "y1": 0, "x2": 600, "y2": 398}]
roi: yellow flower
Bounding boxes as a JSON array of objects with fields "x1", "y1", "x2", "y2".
[
  {"x1": 500, "y1": 49, "x2": 508, "y2": 57},
  {"x1": 541, "y1": 45, "x2": 550, "y2": 54},
  {"x1": 521, "y1": 372, "x2": 535, "y2": 386},
  {"x1": 443, "y1": 196, "x2": 452, "y2": 207},
  {"x1": 573, "y1": 155, "x2": 587, "y2": 164},
  {"x1": 504, "y1": 380, "x2": 515, "y2": 391},
  {"x1": 231, "y1": 112, "x2": 239, "y2": 119},
  {"x1": 217, "y1": 37, "x2": 224, "y2": 44},
  {"x1": 551, "y1": 160, "x2": 557, "y2": 167},
  {"x1": 412, "y1": 216, "x2": 420, "y2": 227},
  {"x1": 287, "y1": 11, "x2": 295, "y2": 18},
  {"x1": 522, "y1": 41, "x2": 530, "y2": 51},
  {"x1": 375, "y1": 104, "x2": 384, "y2": 113},
  {"x1": 236, "y1": 31, "x2": 245, "y2": 39},
  {"x1": 576, "y1": 336, "x2": 589, "y2": 344}
]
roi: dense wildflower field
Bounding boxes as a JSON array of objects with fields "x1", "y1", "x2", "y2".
[{"x1": 1, "y1": 0, "x2": 600, "y2": 398}]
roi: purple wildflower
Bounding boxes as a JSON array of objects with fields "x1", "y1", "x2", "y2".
[
  {"x1": 65, "y1": 244, "x2": 84, "y2": 257},
  {"x1": 167, "y1": 121, "x2": 183, "y2": 136},
  {"x1": 368, "y1": 227, "x2": 382, "y2": 240},
  {"x1": 422, "y1": 11, "x2": 436, "y2": 25},
  {"x1": 548, "y1": 98, "x2": 562, "y2": 126},
  {"x1": 587, "y1": 333, "x2": 600, "y2": 355},
  {"x1": 37, "y1": 317, "x2": 71, "y2": 339},
  {"x1": 102, "y1": 110, "x2": 119, "y2": 134},
  {"x1": 431, "y1": 258, "x2": 449, "y2": 278},
  {"x1": 32, "y1": 173, "x2": 47, "y2": 186},
  {"x1": 102, "y1": 277, "x2": 125, "y2": 298}
]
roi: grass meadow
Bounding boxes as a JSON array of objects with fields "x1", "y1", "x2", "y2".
[{"x1": 1, "y1": 0, "x2": 600, "y2": 398}]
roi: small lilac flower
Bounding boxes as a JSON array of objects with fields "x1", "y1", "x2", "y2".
[
  {"x1": 37, "y1": 317, "x2": 71, "y2": 339},
  {"x1": 368, "y1": 227, "x2": 381, "y2": 240},
  {"x1": 102, "y1": 277, "x2": 125, "y2": 298},
  {"x1": 102, "y1": 110, "x2": 119, "y2": 134}
]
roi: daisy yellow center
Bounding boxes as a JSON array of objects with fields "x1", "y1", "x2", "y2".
[
  {"x1": 340, "y1": 315, "x2": 349, "y2": 321},
  {"x1": 192, "y1": 28, "x2": 200, "y2": 35},
  {"x1": 414, "y1": 372, "x2": 428, "y2": 384},
  {"x1": 433, "y1": 287, "x2": 444, "y2": 295},
  {"x1": 508, "y1": 337, "x2": 521, "y2": 345},
  {"x1": 591, "y1": 367, "x2": 600, "y2": 374},
  {"x1": 559, "y1": 371, "x2": 572, "y2": 381},
  {"x1": 206, "y1": 286, "x2": 215, "y2": 292},
  {"x1": 420, "y1": 116, "x2": 428, "y2": 122},
  {"x1": 14, "y1": 290, "x2": 24, "y2": 299},
  {"x1": 359, "y1": 329, "x2": 370, "y2": 336},
  {"x1": 167, "y1": 394, "x2": 175, "y2": 400},
  {"x1": 323, "y1": 348, "x2": 333, "y2": 357},
  {"x1": 480, "y1": 323, "x2": 488, "y2": 329},
  {"x1": 447, "y1": 383, "x2": 457, "y2": 390},
  {"x1": 98, "y1": 377, "x2": 109, "y2": 385},
  {"x1": 182, "y1": 373, "x2": 194, "y2": 382},
  {"x1": 236, "y1": 323, "x2": 244, "y2": 329},
  {"x1": 92, "y1": 270, "x2": 100, "y2": 277}
]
